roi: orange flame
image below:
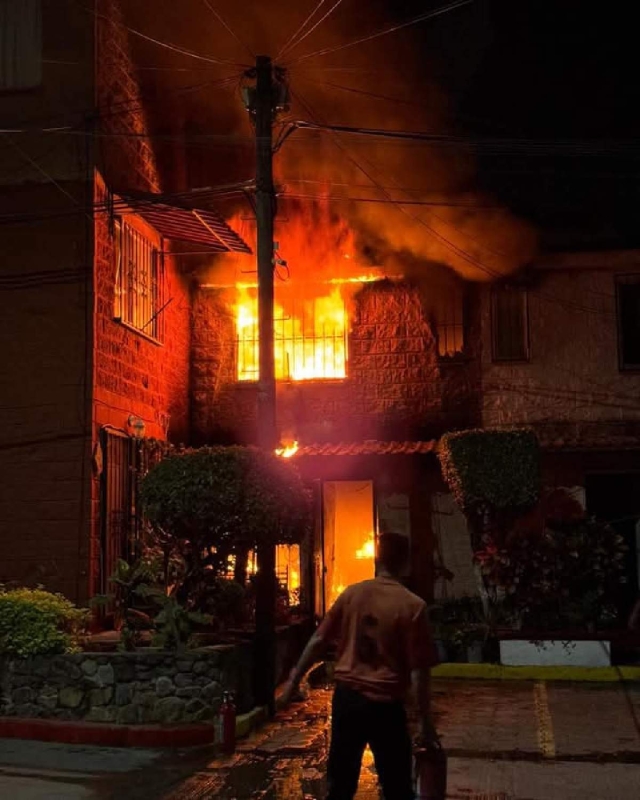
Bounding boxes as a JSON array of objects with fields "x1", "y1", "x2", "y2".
[
  {"x1": 275, "y1": 441, "x2": 299, "y2": 458},
  {"x1": 355, "y1": 533, "x2": 376, "y2": 560}
]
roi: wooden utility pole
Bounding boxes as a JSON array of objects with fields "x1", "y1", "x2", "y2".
[{"x1": 251, "y1": 55, "x2": 278, "y2": 716}]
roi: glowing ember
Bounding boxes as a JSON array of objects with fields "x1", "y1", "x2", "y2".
[
  {"x1": 355, "y1": 534, "x2": 376, "y2": 560},
  {"x1": 275, "y1": 441, "x2": 299, "y2": 458}
]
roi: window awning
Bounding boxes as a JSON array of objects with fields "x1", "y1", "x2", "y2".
[{"x1": 118, "y1": 193, "x2": 251, "y2": 254}]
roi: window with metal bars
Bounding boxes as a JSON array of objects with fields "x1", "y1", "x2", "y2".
[
  {"x1": 491, "y1": 285, "x2": 529, "y2": 362},
  {"x1": 236, "y1": 290, "x2": 348, "y2": 381},
  {"x1": 114, "y1": 219, "x2": 163, "y2": 341}
]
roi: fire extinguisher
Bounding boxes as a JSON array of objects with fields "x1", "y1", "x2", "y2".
[
  {"x1": 413, "y1": 741, "x2": 447, "y2": 800},
  {"x1": 216, "y1": 691, "x2": 236, "y2": 754}
]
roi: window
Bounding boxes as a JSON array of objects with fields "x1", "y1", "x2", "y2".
[
  {"x1": 0, "y1": 0, "x2": 42, "y2": 91},
  {"x1": 114, "y1": 219, "x2": 163, "y2": 341},
  {"x1": 616, "y1": 274, "x2": 640, "y2": 370},
  {"x1": 236, "y1": 286, "x2": 347, "y2": 381},
  {"x1": 491, "y1": 285, "x2": 529, "y2": 362},
  {"x1": 435, "y1": 286, "x2": 466, "y2": 359}
]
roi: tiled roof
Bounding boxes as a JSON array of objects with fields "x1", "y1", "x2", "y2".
[{"x1": 293, "y1": 440, "x2": 438, "y2": 457}]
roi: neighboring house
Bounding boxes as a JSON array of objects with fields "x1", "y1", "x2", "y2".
[{"x1": 0, "y1": 0, "x2": 249, "y2": 603}]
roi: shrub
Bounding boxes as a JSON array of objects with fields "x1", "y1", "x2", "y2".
[
  {"x1": 439, "y1": 428, "x2": 540, "y2": 515},
  {"x1": 0, "y1": 587, "x2": 89, "y2": 657}
]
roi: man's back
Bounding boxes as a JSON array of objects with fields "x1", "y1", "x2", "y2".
[{"x1": 321, "y1": 576, "x2": 435, "y2": 702}]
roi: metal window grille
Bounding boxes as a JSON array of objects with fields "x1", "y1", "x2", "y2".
[
  {"x1": 436, "y1": 291, "x2": 465, "y2": 358},
  {"x1": 100, "y1": 430, "x2": 138, "y2": 594},
  {"x1": 114, "y1": 219, "x2": 163, "y2": 340},
  {"x1": 491, "y1": 285, "x2": 529, "y2": 362},
  {"x1": 237, "y1": 294, "x2": 348, "y2": 381}
]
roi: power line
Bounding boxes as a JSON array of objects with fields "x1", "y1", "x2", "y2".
[
  {"x1": 277, "y1": 0, "x2": 329, "y2": 60},
  {"x1": 286, "y1": 0, "x2": 474, "y2": 65},
  {"x1": 282, "y1": 0, "x2": 347, "y2": 59},
  {"x1": 277, "y1": 191, "x2": 501, "y2": 208},
  {"x1": 293, "y1": 120, "x2": 640, "y2": 157},
  {"x1": 79, "y1": 2, "x2": 245, "y2": 68},
  {"x1": 202, "y1": 0, "x2": 255, "y2": 60}
]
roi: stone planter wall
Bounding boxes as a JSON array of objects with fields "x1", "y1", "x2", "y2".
[{"x1": 0, "y1": 644, "x2": 254, "y2": 725}]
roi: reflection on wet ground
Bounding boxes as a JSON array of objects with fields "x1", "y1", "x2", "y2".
[{"x1": 162, "y1": 688, "x2": 381, "y2": 799}]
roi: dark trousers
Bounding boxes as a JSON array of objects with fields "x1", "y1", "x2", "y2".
[{"x1": 327, "y1": 682, "x2": 414, "y2": 800}]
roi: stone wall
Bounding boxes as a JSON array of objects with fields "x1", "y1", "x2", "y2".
[
  {"x1": 191, "y1": 279, "x2": 477, "y2": 445},
  {"x1": 0, "y1": 645, "x2": 253, "y2": 725}
]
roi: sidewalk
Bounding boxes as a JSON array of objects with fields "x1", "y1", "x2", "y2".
[{"x1": 157, "y1": 679, "x2": 640, "y2": 799}]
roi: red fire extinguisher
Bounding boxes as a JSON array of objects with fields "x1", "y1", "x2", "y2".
[
  {"x1": 413, "y1": 741, "x2": 448, "y2": 800},
  {"x1": 216, "y1": 691, "x2": 236, "y2": 754}
]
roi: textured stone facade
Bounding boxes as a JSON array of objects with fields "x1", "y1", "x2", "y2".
[
  {"x1": 191, "y1": 279, "x2": 477, "y2": 445},
  {"x1": 480, "y1": 263, "x2": 640, "y2": 444},
  {"x1": 0, "y1": 646, "x2": 253, "y2": 724}
]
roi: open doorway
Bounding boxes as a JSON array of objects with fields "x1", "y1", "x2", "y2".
[{"x1": 322, "y1": 480, "x2": 376, "y2": 610}]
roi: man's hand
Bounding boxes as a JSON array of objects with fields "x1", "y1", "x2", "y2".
[
  {"x1": 414, "y1": 715, "x2": 441, "y2": 749},
  {"x1": 280, "y1": 670, "x2": 306, "y2": 708}
]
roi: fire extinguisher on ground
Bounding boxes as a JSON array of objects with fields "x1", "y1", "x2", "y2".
[
  {"x1": 216, "y1": 691, "x2": 236, "y2": 754},
  {"x1": 413, "y1": 739, "x2": 447, "y2": 800}
]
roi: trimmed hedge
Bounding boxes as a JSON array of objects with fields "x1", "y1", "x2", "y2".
[{"x1": 439, "y1": 428, "x2": 540, "y2": 514}]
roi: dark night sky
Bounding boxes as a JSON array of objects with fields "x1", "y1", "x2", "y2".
[{"x1": 129, "y1": 0, "x2": 640, "y2": 261}]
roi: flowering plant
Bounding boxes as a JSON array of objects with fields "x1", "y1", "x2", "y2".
[{"x1": 475, "y1": 512, "x2": 627, "y2": 631}]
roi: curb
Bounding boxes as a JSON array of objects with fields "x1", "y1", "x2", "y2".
[
  {"x1": 0, "y1": 717, "x2": 215, "y2": 748},
  {"x1": 432, "y1": 663, "x2": 640, "y2": 682}
]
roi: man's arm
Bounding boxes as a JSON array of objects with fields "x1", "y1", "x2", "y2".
[
  {"x1": 282, "y1": 592, "x2": 346, "y2": 703},
  {"x1": 287, "y1": 631, "x2": 328, "y2": 688},
  {"x1": 408, "y1": 606, "x2": 439, "y2": 741},
  {"x1": 411, "y1": 667, "x2": 436, "y2": 739}
]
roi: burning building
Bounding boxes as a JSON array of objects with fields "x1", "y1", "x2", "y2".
[{"x1": 190, "y1": 203, "x2": 479, "y2": 611}]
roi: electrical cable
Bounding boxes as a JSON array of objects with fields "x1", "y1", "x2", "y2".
[
  {"x1": 282, "y1": 0, "x2": 347, "y2": 59},
  {"x1": 79, "y1": 2, "x2": 246, "y2": 68},
  {"x1": 201, "y1": 0, "x2": 255, "y2": 60},
  {"x1": 286, "y1": 0, "x2": 474, "y2": 66},
  {"x1": 277, "y1": 0, "x2": 329, "y2": 61},
  {"x1": 292, "y1": 120, "x2": 640, "y2": 158}
]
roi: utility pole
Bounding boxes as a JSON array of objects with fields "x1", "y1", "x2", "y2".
[{"x1": 244, "y1": 55, "x2": 284, "y2": 717}]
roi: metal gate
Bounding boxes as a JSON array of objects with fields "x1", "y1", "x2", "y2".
[{"x1": 100, "y1": 429, "x2": 138, "y2": 592}]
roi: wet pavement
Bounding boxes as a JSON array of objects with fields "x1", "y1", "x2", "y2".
[{"x1": 2, "y1": 680, "x2": 640, "y2": 798}]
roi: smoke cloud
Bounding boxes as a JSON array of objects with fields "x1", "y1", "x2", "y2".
[{"x1": 125, "y1": 0, "x2": 538, "y2": 282}]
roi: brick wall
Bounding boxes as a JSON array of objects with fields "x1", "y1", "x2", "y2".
[
  {"x1": 191, "y1": 279, "x2": 476, "y2": 445},
  {"x1": 95, "y1": 0, "x2": 160, "y2": 193},
  {"x1": 0, "y1": 187, "x2": 93, "y2": 601},
  {"x1": 89, "y1": 1, "x2": 190, "y2": 597},
  {"x1": 480, "y1": 262, "x2": 640, "y2": 446}
]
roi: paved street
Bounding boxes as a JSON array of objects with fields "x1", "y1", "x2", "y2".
[{"x1": 2, "y1": 680, "x2": 640, "y2": 798}]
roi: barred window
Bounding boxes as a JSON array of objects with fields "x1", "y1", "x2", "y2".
[
  {"x1": 114, "y1": 219, "x2": 163, "y2": 341},
  {"x1": 236, "y1": 287, "x2": 347, "y2": 381},
  {"x1": 0, "y1": 0, "x2": 42, "y2": 90},
  {"x1": 491, "y1": 285, "x2": 529, "y2": 362}
]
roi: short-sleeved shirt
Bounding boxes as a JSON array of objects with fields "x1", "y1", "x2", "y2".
[{"x1": 316, "y1": 576, "x2": 438, "y2": 702}]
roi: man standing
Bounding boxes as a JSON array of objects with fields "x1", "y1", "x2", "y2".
[{"x1": 282, "y1": 532, "x2": 439, "y2": 800}]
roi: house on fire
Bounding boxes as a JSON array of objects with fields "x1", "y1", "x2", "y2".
[{"x1": 1, "y1": 1, "x2": 640, "y2": 623}]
